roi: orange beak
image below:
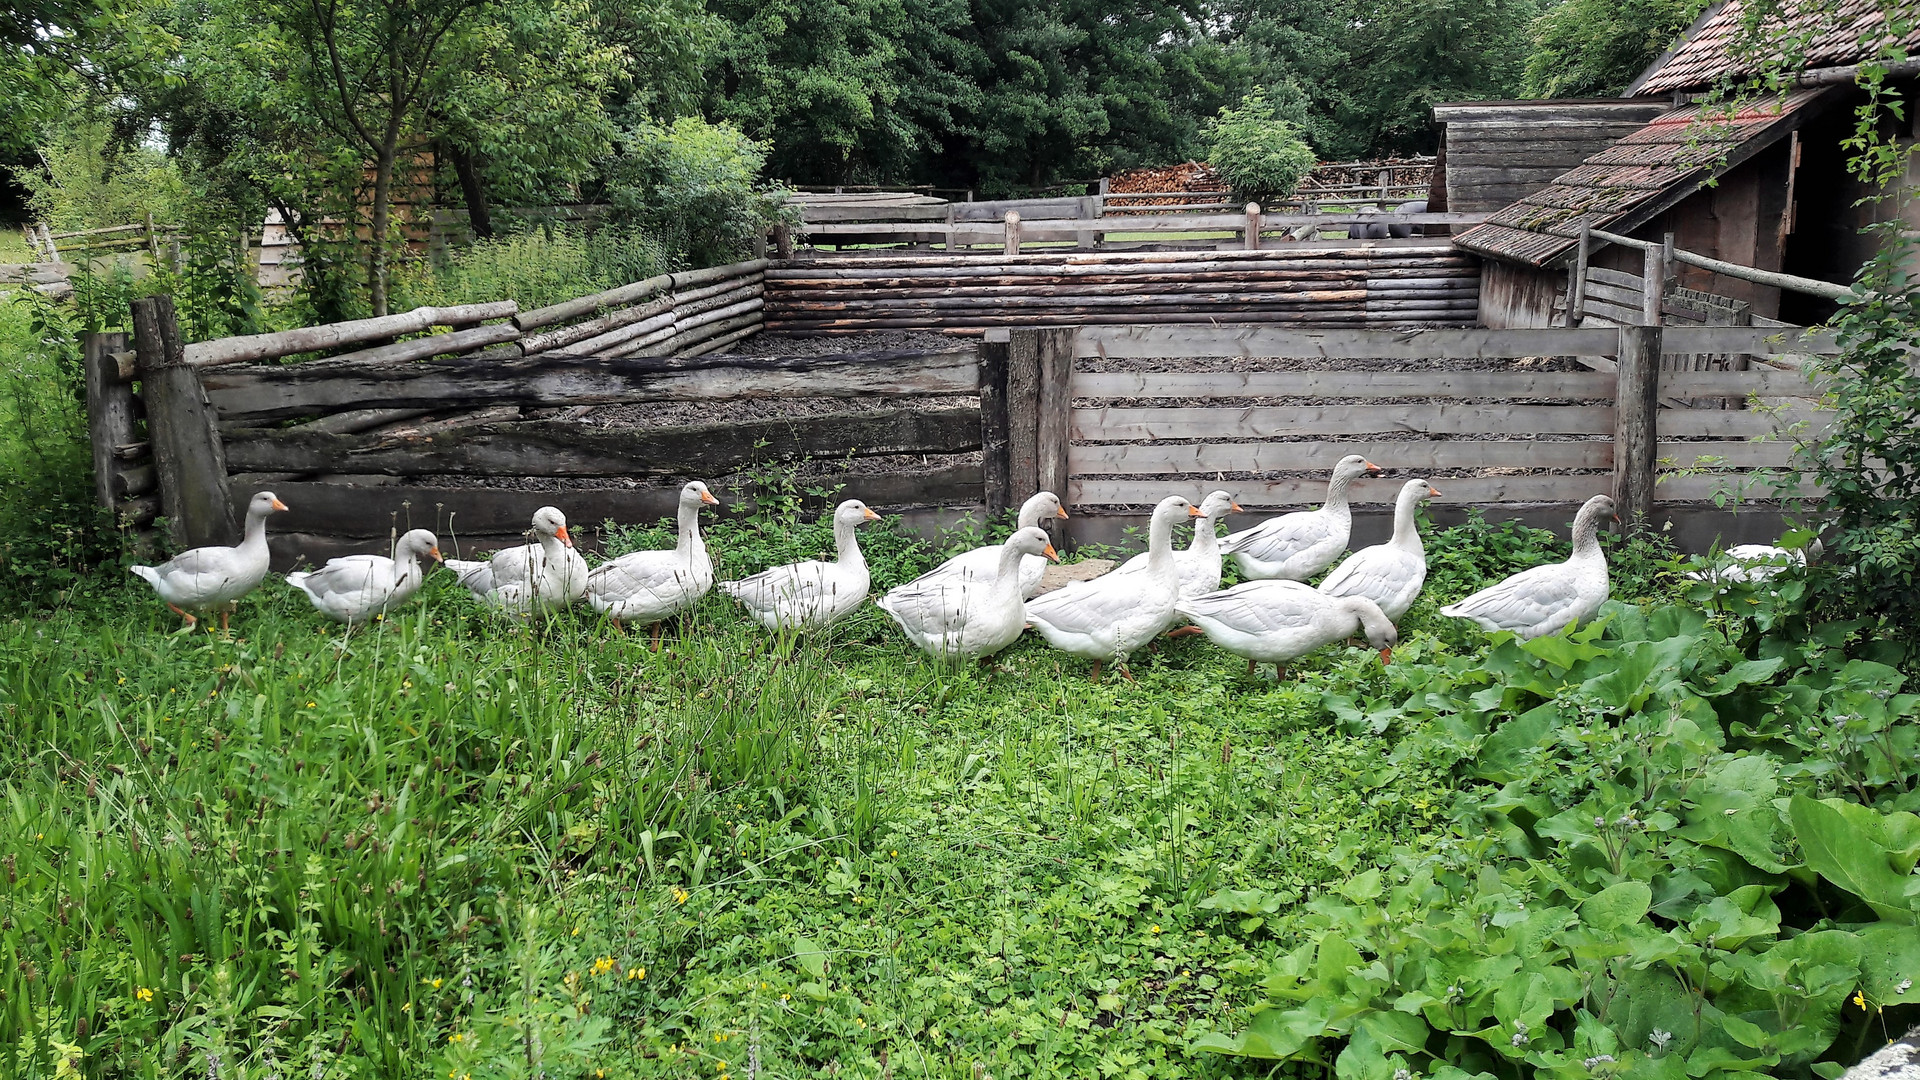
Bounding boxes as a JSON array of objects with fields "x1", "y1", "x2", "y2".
[
  {"x1": 701, "y1": 491, "x2": 720, "y2": 506},
  {"x1": 1428, "y1": 486, "x2": 1442, "y2": 498},
  {"x1": 1042, "y1": 543, "x2": 1060, "y2": 562},
  {"x1": 428, "y1": 546, "x2": 443, "y2": 563},
  {"x1": 270, "y1": 498, "x2": 289, "y2": 512},
  {"x1": 1379, "y1": 648, "x2": 1393, "y2": 665},
  {"x1": 863, "y1": 508, "x2": 881, "y2": 521},
  {"x1": 1055, "y1": 506, "x2": 1069, "y2": 520},
  {"x1": 1363, "y1": 461, "x2": 1381, "y2": 473},
  {"x1": 1230, "y1": 501, "x2": 1244, "y2": 512},
  {"x1": 556, "y1": 525, "x2": 574, "y2": 548},
  {"x1": 1187, "y1": 505, "x2": 1203, "y2": 517},
  {"x1": 1612, "y1": 514, "x2": 1622, "y2": 523}
]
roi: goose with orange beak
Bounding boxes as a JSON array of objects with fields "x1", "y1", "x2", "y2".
[
  {"x1": 879, "y1": 526, "x2": 1058, "y2": 662},
  {"x1": 1220, "y1": 455, "x2": 1380, "y2": 581},
  {"x1": 586, "y1": 481, "x2": 721, "y2": 648},
  {"x1": 1024, "y1": 495, "x2": 1198, "y2": 681},
  {"x1": 720, "y1": 499, "x2": 882, "y2": 630},
  {"x1": 131, "y1": 489, "x2": 289, "y2": 632},
  {"x1": 287, "y1": 528, "x2": 442, "y2": 625},
  {"x1": 446, "y1": 505, "x2": 588, "y2": 616}
]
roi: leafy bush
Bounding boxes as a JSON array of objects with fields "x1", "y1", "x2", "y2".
[
  {"x1": 1522, "y1": 0, "x2": 1712, "y2": 97},
  {"x1": 393, "y1": 225, "x2": 670, "y2": 313},
  {"x1": 1205, "y1": 89, "x2": 1319, "y2": 204},
  {"x1": 11, "y1": 116, "x2": 192, "y2": 231},
  {"x1": 606, "y1": 116, "x2": 789, "y2": 268}
]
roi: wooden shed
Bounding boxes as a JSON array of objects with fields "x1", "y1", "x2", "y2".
[
  {"x1": 1450, "y1": 0, "x2": 1920, "y2": 328},
  {"x1": 1430, "y1": 100, "x2": 1669, "y2": 212}
]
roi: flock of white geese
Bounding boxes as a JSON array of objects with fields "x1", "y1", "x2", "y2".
[{"x1": 128, "y1": 456, "x2": 1636, "y2": 678}]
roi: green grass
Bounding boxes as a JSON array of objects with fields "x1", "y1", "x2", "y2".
[
  {"x1": 3, "y1": 505, "x2": 1566, "y2": 1080},
  {"x1": 0, "y1": 228, "x2": 33, "y2": 263}
]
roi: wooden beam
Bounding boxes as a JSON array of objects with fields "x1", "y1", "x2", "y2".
[
  {"x1": 1035, "y1": 327, "x2": 1075, "y2": 544},
  {"x1": 520, "y1": 295, "x2": 674, "y2": 354},
  {"x1": 1006, "y1": 329, "x2": 1042, "y2": 503},
  {"x1": 978, "y1": 338, "x2": 1011, "y2": 517},
  {"x1": 181, "y1": 302, "x2": 518, "y2": 367},
  {"x1": 223, "y1": 408, "x2": 981, "y2": 477},
  {"x1": 1072, "y1": 475, "x2": 1612, "y2": 507},
  {"x1": 84, "y1": 331, "x2": 136, "y2": 513},
  {"x1": 515, "y1": 275, "x2": 672, "y2": 331},
  {"x1": 137, "y1": 295, "x2": 237, "y2": 547},
  {"x1": 1614, "y1": 325, "x2": 1661, "y2": 526},
  {"x1": 203, "y1": 348, "x2": 981, "y2": 422},
  {"x1": 1070, "y1": 369, "x2": 1620, "y2": 401},
  {"x1": 303, "y1": 322, "x2": 523, "y2": 367},
  {"x1": 1071, "y1": 439, "x2": 1614, "y2": 474},
  {"x1": 1074, "y1": 325, "x2": 1621, "y2": 360}
]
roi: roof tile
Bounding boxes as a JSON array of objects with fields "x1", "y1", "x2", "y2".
[{"x1": 1636, "y1": 0, "x2": 1920, "y2": 95}]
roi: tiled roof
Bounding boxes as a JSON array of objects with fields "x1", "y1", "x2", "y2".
[
  {"x1": 1452, "y1": 87, "x2": 1835, "y2": 267},
  {"x1": 1633, "y1": 0, "x2": 1920, "y2": 95}
]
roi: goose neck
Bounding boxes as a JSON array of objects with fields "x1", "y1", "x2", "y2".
[
  {"x1": 995, "y1": 541, "x2": 1028, "y2": 585},
  {"x1": 1389, "y1": 488, "x2": 1423, "y2": 549},
  {"x1": 1188, "y1": 514, "x2": 1220, "y2": 556},
  {"x1": 833, "y1": 516, "x2": 865, "y2": 567},
  {"x1": 1571, "y1": 507, "x2": 1606, "y2": 559},
  {"x1": 240, "y1": 507, "x2": 271, "y2": 553},
  {"x1": 676, "y1": 497, "x2": 704, "y2": 554},
  {"x1": 1145, "y1": 507, "x2": 1179, "y2": 575}
]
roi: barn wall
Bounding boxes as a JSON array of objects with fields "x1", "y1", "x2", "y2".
[
  {"x1": 1476, "y1": 260, "x2": 1564, "y2": 328},
  {"x1": 1433, "y1": 100, "x2": 1671, "y2": 214},
  {"x1": 1623, "y1": 141, "x2": 1793, "y2": 320}
]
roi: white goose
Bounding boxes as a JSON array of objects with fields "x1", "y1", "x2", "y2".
[
  {"x1": 1023, "y1": 495, "x2": 1198, "y2": 680},
  {"x1": 921, "y1": 491, "x2": 1067, "y2": 599},
  {"x1": 1111, "y1": 489, "x2": 1241, "y2": 599},
  {"x1": 585, "y1": 481, "x2": 720, "y2": 647},
  {"x1": 1221, "y1": 455, "x2": 1380, "y2": 580},
  {"x1": 720, "y1": 500, "x2": 880, "y2": 630},
  {"x1": 287, "y1": 528, "x2": 441, "y2": 625},
  {"x1": 1177, "y1": 581, "x2": 1399, "y2": 678},
  {"x1": 445, "y1": 506, "x2": 589, "y2": 616},
  {"x1": 131, "y1": 490, "x2": 289, "y2": 632},
  {"x1": 878, "y1": 527, "x2": 1058, "y2": 662},
  {"x1": 1316, "y1": 478, "x2": 1438, "y2": 622},
  {"x1": 1442, "y1": 494, "x2": 1616, "y2": 640},
  {"x1": 1685, "y1": 539, "x2": 1823, "y2": 585}
]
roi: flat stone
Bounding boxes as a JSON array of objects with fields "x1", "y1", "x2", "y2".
[{"x1": 1033, "y1": 558, "x2": 1116, "y2": 595}]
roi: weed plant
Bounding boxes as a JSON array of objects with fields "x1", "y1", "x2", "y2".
[
  {"x1": 2, "y1": 493, "x2": 1911, "y2": 1080},
  {"x1": 392, "y1": 227, "x2": 672, "y2": 314}
]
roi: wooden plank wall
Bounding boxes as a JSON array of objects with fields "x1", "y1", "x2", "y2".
[
  {"x1": 1063, "y1": 324, "x2": 1835, "y2": 522},
  {"x1": 1432, "y1": 101, "x2": 1672, "y2": 214},
  {"x1": 762, "y1": 247, "x2": 1482, "y2": 332}
]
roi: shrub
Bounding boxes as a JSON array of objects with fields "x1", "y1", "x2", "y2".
[
  {"x1": 605, "y1": 117, "x2": 789, "y2": 268},
  {"x1": 1205, "y1": 89, "x2": 1319, "y2": 204},
  {"x1": 393, "y1": 225, "x2": 670, "y2": 312}
]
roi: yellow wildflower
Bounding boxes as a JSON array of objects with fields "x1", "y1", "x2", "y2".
[
  {"x1": 432, "y1": 978, "x2": 443, "y2": 989},
  {"x1": 572, "y1": 925, "x2": 582, "y2": 937},
  {"x1": 1150, "y1": 925, "x2": 1161, "y2": 934},
  {"x1": 628, "y1": 967, "x2": 646, "y2": 981},
  {"x1": 402, "y1": 1002, "x2": 411, "y2": 1012},
  {"x1": 673, "y1": 887, "x2": 689, "y2": 905},
  {"x1": 135, "y1": 987, "x2": 153, "y2": 1002},
  {"x1": 1855, "y1": 991, "x2": 1868, "y2": 1010},
  {"x1": 448, "y1": 1033, "x2": 464, "y2": 1044}
]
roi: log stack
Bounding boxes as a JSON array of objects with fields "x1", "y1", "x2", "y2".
[{"x1": 762, "y1": 247, "x2": 1480, "y2": 332}]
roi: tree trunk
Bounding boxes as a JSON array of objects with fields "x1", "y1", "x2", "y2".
[
  {"x1": 369, "y1": 144, "x2": 396, "y2": 318},
  {"x1": 450, "y1": 142, "x2": 494, "y2": 240}
]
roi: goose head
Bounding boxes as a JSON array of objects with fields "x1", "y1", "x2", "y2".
[
  {"x1": 531, "y1": 506, "x2": 572, "y2": 548},
  {"x1": 1197, "y1": 490, "x2": 1242, "y2": 521},
  {"x1": 1152, "y1": 495, "x2": 1200, "y2": 526},
  {"x1": 836, "y1": 500, "x2": 882, "y2": 528},
  {"x1": 397, "y1": 529, "x2": 442, "y2": 564},
  {"x1": 683, "y1": 480, "x2": 721, "y2": 508},
  {"x1": 1020, "y1": 490, "x2": 1069, "y2": 525},
  {"x1": 1007, "y1": 526, "x2": 1060, "y2": 562},
  {"x1": 1334, "y1": 454, "x2": 1382, "y2": 483},
  {"x1": 247, "y1": 491, "x2": 290, "y2": 519},
  {"x1": 1340, "y1": 595, "x2": 1399, "y2": 662}
]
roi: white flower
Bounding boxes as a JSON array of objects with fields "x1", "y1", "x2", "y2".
[{"x1": 1649, "y1": 1029, "x2": 1673, "y2": 1050}]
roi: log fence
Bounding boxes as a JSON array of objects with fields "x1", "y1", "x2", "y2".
[{"x1": 794, "y1": 209, "x2": 1483, "y2": 252}]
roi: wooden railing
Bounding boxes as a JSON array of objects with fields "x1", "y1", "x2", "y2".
[{"x1": 790, "y1": 209, "x2": 1484, "y2": 254}]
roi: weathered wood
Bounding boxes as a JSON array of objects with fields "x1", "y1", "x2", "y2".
[
  {"x1": 1660, "y1": 325, "x2": 1840, "y2": 356},
  {"x1": 520, "y1": 295, "x2": 675, "y2": 354},
  {"x1": 294, "y1": 407, "x2": 435, "y2": 434},
  {"x1": 1072, "y1": 404, "x2": 1617, "y2": 440},
  {"x1": 563, "y1": 310, "x2": 678, "y2": 356},
  {"x1": 669, "y1": 297, "x2": 763, "y2": 337},
  {"x1": 1244, "y1": 202, "x2": 1262, "y2": 251},
  {"x1": 204, "y1": 347, "x2": 979, "y2": 422},
  {"x1": 1070, "y1": 439, "x2": 1615, "y2": 474},
  {"x1": 1072, "y1": 475, "x2": 1612, "y2": 507},
  {"x1": 1034, "y1": 328, "x2": 1075, "y2": 544},
  {"x1": 84, "y1": 331, "x2": 136, "y2": 512},
  {"x1": 677, "y1": 322, "x2": 762, "y2": 359},
  {"x1": 304, "y1": 322, "x2": 523, "y2": 367},
  {"x1": 766, "y1": 311, "x2": 1392, "y2": 331},
  {"x1": 1615, "y1": 325, "x2": 1661, "y2": 525},
  {"x1": 773, "y1": 223, "x2": 794, "y2": 259},
  {"x1": 765, "y1": 259, "x2": 1470, "y2": 282},
  {"x1": 978, "y1": 338, "x2": 1011, "y2": 516},
  {"x1": 674, "y1": 273, "x2": 765, "y2": 307},
  {"x1": 137, "y1": 296, "x2": 237, "y2": 547},
  {"x1": 1074, "y1": 325, "x2": 1622, "y2": 360},
  {"x1": 119, "y1": 494, "x2": 160, "y2": 528},
  {"x1": 1004, "y1": 211, "x2": 1021, "y2": 257},
  {"x1": 674, "y1": 283, "x2": 764, "y2": 320},
  {"x1": 1006, "y1": 329, "x2": 1041, "y2": 501},
  {"x1": 225, "y1": 408, "x2": 981, "y2": 477},
  {"x1": 598, "y1": 323, "x2": 683, "y2": 358},
  {"x1": 515, "y1": 274, "x2": 672, "y2": 331},
  {"x1": 668, "y1": 259, "x2": 770, "y2": 292},
  {"x1": 659, "y1": 310, "x2": 763, "y2": 356},
  {"x1": 181, "y1": 302, "x2": 518, "y2": 367},
  {"x1": 777, "y1": 290, "x2": 1373, "y2": 311},
  {"x1": 1071, "y1": 369, "x2": 1620, "y2": 401},
  {"x1": 768, "y1": 276, "x2": 1394, "y2": 298},
  {"x1": 115, "y1": 462, "x2": 157, "y2": 497}
]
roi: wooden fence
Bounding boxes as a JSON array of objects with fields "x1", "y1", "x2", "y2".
[
  {"x1": 791, "y1": 206, "x2": 1483, "y2": 253},
  {"x1": 90, "y1": 311, "x2": 1837, "y2": 565},
  {"x1": 762, "y1": 247, "x2": 1484, "y2": 333}
]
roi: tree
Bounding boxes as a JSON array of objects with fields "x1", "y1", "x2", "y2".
[
  {"x1": 1205, "y1": 88, "x2": 1318, "y2": 201},
  {"x1": 1521, "y1": 0, "x2": 1711, "y2": 97}
]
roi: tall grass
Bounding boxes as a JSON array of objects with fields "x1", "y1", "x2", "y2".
[{"x1": 392, "y1": 226, "x2": 672, "y2": 313}]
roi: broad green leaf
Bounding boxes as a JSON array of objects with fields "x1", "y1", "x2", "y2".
[
  {"x1": 1788, "y1": 795, "x2": 1917, "y2": 922},
  {"x1": 1858, "y1": 923, "x2": 1920, "y2": 1001},
  {"x1": 791, "y1": 934, "x2": 827, "y2": 979},
  {"x1": 1192, "y1": 998, "x2": 1333, "y2": 1058},
  {"x1": 1319, "y1": 934, "x2": 1365, "y2": 996},
  {"x1": 1583, "y1": 881, "x2": 1653, "y2": 931},
  {"x1": 1355, "y1": 1009, "x2": 1430, "y2": 1054}
]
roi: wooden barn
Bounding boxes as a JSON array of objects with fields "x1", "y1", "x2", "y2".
[{"x1": 1443, "y1": 0, "x2": 1920, "y2": 328}]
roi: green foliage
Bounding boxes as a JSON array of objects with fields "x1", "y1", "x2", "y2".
[
  {"x1": 606, "y1": 117, "x2": 788, "y2": 268},
  {"x1": 1199, "y1": 604, "x2": 1920, "y2": 1077},
  {"x1": 393, "y1": 226, "x2": 670, "y2": 312},
  {"x1": 1522, "y1": 0, "x2": 1712, "y2": 97},
  {"x1": 12, "y1": 115, "x2": 191, "y2": 231},
  {"x1": 1205, "y1": 89, "x2": 1318, "y2": 202}
]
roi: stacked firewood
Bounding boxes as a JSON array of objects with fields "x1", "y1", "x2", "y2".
[
  {"x1": 1104, "y1": 163, "x2": 1228, "y2": 208},
  {"x1": 1299, "y1": 157, "x2": 1436, "y2": 195}
]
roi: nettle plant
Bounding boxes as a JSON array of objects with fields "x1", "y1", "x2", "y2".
[{"x1": 1197, "y1": 604, "x2": 1920, "y2": 1079}]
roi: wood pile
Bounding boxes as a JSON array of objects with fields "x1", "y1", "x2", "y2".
[
  {"x1": 762, "y1": 247, "x2": 1481, "y2": 332},
  {"x1": 1299, "y1": 157, "x2": 1436, "y2": 195},
  {"x1": 1104, "y1": 162, "x2": 1227, "y2": 208}
]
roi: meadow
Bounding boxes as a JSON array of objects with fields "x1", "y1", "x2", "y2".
[{"x1": 5, "y1": 482, "x2": 1919, "y2": 1080}]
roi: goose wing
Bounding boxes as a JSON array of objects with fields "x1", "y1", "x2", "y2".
[{"x1": 1440, "y1": 562, "x2": 1579, "y2": 631}]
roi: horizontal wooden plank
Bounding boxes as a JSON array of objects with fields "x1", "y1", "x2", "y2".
[
  {"x1": 181, "y1": 302, "x2": 519, "y2": 367},
  {"x1": 514, "y1": 275, "x2": 672, "y2": 331},
  {"x1": 1075, "y1": 325, "x2": 1623, "y2": 360},
  {"x1": 203, "y1": 348, "x2": 982, "y2": 422},
  {"x1": 1587, "y1": 266, "x2": 1643, "y2": 289},
  {"x1": 245, "y1": 465, "x2": 987, "y2": 542},
  {"x1": 225, "y1": 408, "x2": 981, "y2": 477},
  {"x1": 1656, "y1": 473, "x2": 1821, "y2": 500},
  {"x1": 1070, "y1": 404, "x2": 1829, "y2": 441},
  {"x1": 1657, "y1": 369, "x2": 1826, "y2": 397},
  {"x1": 311, "y1": 322, "x2": 522, "y2": 366},
  {"x1": 773, "y1": 246, "x2": 1460, "y2": 270},
  {"x1": 1660, "y1": 325, "x2": 1841, "y2": 355},
  {"x1": 1072, "y1": 439, "x2": 1612, "y2": 473},
  {"x1": 1071, "y1": 475, "x2": 1614, "y2": 507},
  {"x1": 765, "y1": 260, "x2": 1472, "y2": 283},
  {"x1": 1071, "y1": 370, "x2": 1619, "y2": 400}
]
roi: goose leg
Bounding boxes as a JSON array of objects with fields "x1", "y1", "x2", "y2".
[
  {"x1": 1089, "y1": 659, "x2": 1102, "y2": 683},
  {"x1": 1117, "y1": 664, "x2": 1137, "y2": 685},
  {"x1": 218, "y1": 610, "x2": 230, "y2": 634},
  {"x1": 1247, "y1": 658, "x2": 1257, "y2": 679},
  {"x1": 650, "y1": 621, "x2": 663, "y2": 652},
  {"x1": 167, "y1": 604, "x2": 197, "y2": 629},
  {"x1": 1165, "y1": 626, "x2": 1203, "y2": 638}
]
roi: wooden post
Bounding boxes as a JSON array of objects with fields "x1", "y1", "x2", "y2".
[
  {"x1": 1004, "y1": 211, "x2": 1021, "y2": 257},
  {"x1": 1244, "y1": 202, "x2": 1262, "y2": 251},
  {"x1": 1034, "y1": 327, "x2": 1075, "y2": 547},
  {"x1": 1613, "y1": 324, "x2": 1662, "y2": 528},
  {"x1": 1076, "y1": 196, "x2": 1098, "y2": 250},
  {"x1": 37, "y1": 224, "x2": 58, "y2": 263},
  {"x1": 941, "y1": 205, "x2": 955, "y2": 253},
  {"x1": 1006, "y1": 328, "x2": 1042, "y2": 504},
  {"x1": 135, "y1": 295, "x2": 236, "y2": 549},
  {"x1": 83, "y1": 331, "x2": 136, "y2": 513},
  {"x1": 1566, "y1": 223, "x2": 1590, "y2": 327},
  {"x1": 978, "y1": 338, "x2": 1011, "y2": 517},
  {"x1": 1642, "y1": 240, "x2": 1667, "y2": 325},
  {"x1": 772, "y1": 222, "x2": 794, "y2": 259}
]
